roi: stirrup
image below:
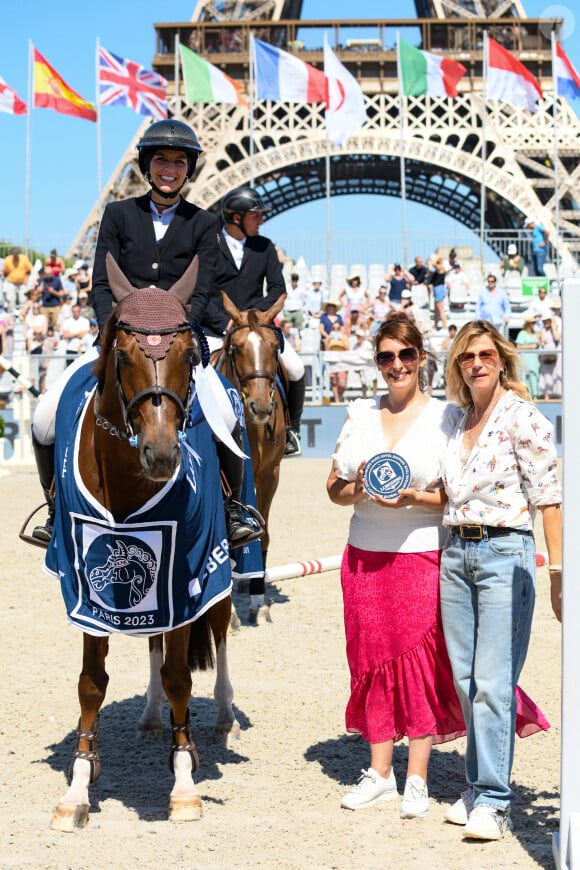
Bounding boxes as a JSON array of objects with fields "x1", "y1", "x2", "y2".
[
  {"x1": 226, "y1": 499, "x2": 265, "y2": 549},
  {"x1": 19, "y1": 503, "x2": 54, "y2": 550}
]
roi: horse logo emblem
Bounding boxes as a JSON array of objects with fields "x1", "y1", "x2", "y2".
[
  {"x1": 363, "y1": 452, "x2": 411, "y2": 499},
  {"x1": 88, "y1": 538, "x2": 158, "y2": 610}
]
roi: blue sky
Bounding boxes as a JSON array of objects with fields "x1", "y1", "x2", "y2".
[{"x1": 1, "y1": 1, "x2": 578, "y2": 260}]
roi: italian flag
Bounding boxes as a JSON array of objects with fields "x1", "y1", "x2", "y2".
[
  {"x1": 179, "y1": 44, "x2": 247, "y2": 106},
  {"x1": 399, "y1": 38, "x2": 466, "y2": 97}
]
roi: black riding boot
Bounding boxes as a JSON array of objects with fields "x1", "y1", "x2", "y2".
[
  {"x1": 216, "y1": 423, "x2": 263, "y2": 548},
  {"x1": 31, "y1": 432, "x2": 56, "y2": 543},
  {"x1": 284, "y1": 374, "x2": 305, "y2": 457}
]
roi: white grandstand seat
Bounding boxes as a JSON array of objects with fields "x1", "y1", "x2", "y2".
[
  {"x1": 300, "y1": 327, "x2": 322, "y2": 353},
  {"x1": 309, "y1": 264, "x2": 328, "y2": 286},
  {"x1": 331, "y1": 263, "x2": 347, "y2": 295},
  {"x1": 367, "y1": 263, "x2": 386, "y2": 294}
]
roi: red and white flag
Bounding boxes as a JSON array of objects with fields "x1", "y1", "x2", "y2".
[
  {"x1": 0, "y1": 74, "x2": 27, "y2": 115},
  {"x1": 323, "y1": 42, "x2": 367, "y2": 146},
  {"x1": 487, "y1": 36, "x2": 543, "y2": 113}
]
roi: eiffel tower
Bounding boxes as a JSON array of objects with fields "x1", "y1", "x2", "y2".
[{"x1": 71, "y1": 0, "x2": 580, "y2": 272}]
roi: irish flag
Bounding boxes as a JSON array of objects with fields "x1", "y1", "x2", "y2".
[
  {"x1": 399, "y1": 39, "x2": 466, "y2": 97},
  {"x1": 487, "y1": 36, "x2": 543, "y2": 113},
  {"x1": 179, "y1": 44, "x2": 247, "y2": 105},
  {"x1": 0, "y1": 75, "x2": 27, "y2": 115},
  {"x1": 33, "y1": 48, "x2": 96, "y2": 121}
]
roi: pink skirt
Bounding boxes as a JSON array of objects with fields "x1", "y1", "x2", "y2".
[{"x1": 341, "y1": 545, "x2": 549, "y2": 745}]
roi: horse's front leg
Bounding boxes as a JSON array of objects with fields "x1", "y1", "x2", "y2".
[
  {"x1": 209, "y1": 597, "x2": 240, "y2": 745},
  {"x1": 162, "y1": 626, "x2": 201, "y2": 821},
  {"x1": 138, "y1": 635, "x2": 165, "y2": 736},
  {"x1": 50, "y1": 634, "x2": 109, "y2": 832}
]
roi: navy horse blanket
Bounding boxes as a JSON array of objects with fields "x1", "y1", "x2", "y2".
[{"x1": 44, "y1": 363, "x2": 264, "y2": 637}]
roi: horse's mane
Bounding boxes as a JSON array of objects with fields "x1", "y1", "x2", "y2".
[{"x1": 92, "y1": 315, "x2": 117, "y2": 390}]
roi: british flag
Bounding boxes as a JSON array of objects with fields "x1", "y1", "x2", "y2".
[{"x1": 98, "y1": 47, "x2": 168, "y2": 119}]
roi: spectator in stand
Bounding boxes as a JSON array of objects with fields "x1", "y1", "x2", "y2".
[
  {"x1": 345, "y1": 308, "x2": 369, "y2": 339},
  {"x1": 0, "y1": 305, "x2": 7, "y2": 355},
  {"x1": 370, "y1": 285, "x2": 392, "y2": 335},
  {"x1": 38, "y1": 323, "x2": 59, "y2": 394},
  {"x1": 475, "y1": 274, "x2": 511, "y2": 334},
  {"x1": 399, "y1": 289, "x2": 423, "y2": 331},
  {"x1": 409, "y1": 255, "x2": 430, "y2": 308},
  {"x1": 23, "y1": 301, "x2": 48, "y2": 353},
  {"x1": 324, "y1": 317, "x2": 349, "y2": 404},
  {"x1": 283, "y1": 272, "x2": 307, "y2": 331},
  {"x1": 501, "y1": 243, "x2": 525, "y2": 276},
  {"x1": 305, "y1": 279, "x2": 325, "y2": 322},
  {"x1": 538, "y1": 315, "x2": 562, "y2": 399},
  {"x1": 445, "y1": 262, "x2": 469, "y2": 306},
  {"x1": 45, "y1": 248, "x2": 65, "y2": 278},
  {"x1": 80, "y1": 318, "x2": 100, "y2": 355},
  {"x1": 280, "y1": 318, "x2": 301, "y2": 353},
  {"x1": 3, "y1": 247, "x2": 33, "y2": 314},
  {"x1": 340, "y1": 274, "x2": 370, "y2": 318},
  {"x1": 385, "y1": 263, "x2": 413, "y2": 310},
  {"x1": 58, "y1": 303, "x2": 91, "y2": 364},
  {"x1": 320, "y1": 299, "x2": 345, "y2": 349},
  {"x1": 74, "y1": 262, "x2": 92, "y2": 301},
  {"x1": 61, "y1": 268, "x2": 78, "y2": 303},
  {"x1": 350, "y1": 327, "x2": 377, "y2": 399},
  {"x1": 446, "y1": 248, "x2": 461, "y2": 271},
  {"x1": 78, "y1": 294, "x2": 96, "y2": 324},
  {"x1": 515, "y1": 314, "x2": 540, "y2": 399},
  {"x1": 39, "y1": 264, "x2": 65, "y2": 328},
  {"x1": 428, "y1": 256, "x2": 448, "y2": 331},
  {"x1": 525, "y1": 217, "x2": 550, "y2": 277},
  {"x1": 524, "y1": 285, "x2": 551, "y2": 326}
]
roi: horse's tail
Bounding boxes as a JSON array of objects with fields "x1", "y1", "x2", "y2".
[{"x1": 187, "y1": 613, "x2": 215, "y2": 672}]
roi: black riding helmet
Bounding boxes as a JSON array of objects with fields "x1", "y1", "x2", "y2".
[
  {"x1": 137, "y1": 120, "x2": 203, "y2": 195},
  {"x1": 221, "y1": 187, "x2": 271, "y2": 232}
]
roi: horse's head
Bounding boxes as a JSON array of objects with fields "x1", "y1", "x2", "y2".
[
  {"x1": 222, "y1": 292, "x2": 286, "y2": 424},
  {"x1": 94, "y1": 253, "x2": 202, "y2": 481}
]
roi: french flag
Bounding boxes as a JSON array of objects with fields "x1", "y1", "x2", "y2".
[
  {"x1": 554, "y1": 40, "x2": 580, "y2": 101},
  {"x1": 253, "y1": 38, "x2": 327, "y2": 103},
  {"x1": 0, "y1": 74, "x2": 27, "y2": 115}
]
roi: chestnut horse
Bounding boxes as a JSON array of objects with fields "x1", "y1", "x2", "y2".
[
  {"x1": 48, "y1": 254, "x2": 238, "y2": 831},
  {"x1": 219, "y1": 292, "x2": 287, "y2": 564}
]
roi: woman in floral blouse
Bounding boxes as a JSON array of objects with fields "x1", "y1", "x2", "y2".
[{"x1": 440, "y1": 320, "x2": 562, "y2": 842}]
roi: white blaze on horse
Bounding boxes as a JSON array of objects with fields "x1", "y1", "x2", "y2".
[{"x1": 47, "y1": 254, "x2": 239, "y2": 831}]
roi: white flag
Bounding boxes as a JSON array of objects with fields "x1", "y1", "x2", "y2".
[{"x1": 323, "y1": 42, "x2": 366, "y2": 146}]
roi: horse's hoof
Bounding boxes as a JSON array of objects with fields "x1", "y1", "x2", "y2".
[
  {"x1": 137, "y1": 718, "x2": 164, "y2": 739},
  {"x1": 214, "y1": 718, "x2": 241, "y2": 746},
  {"x1": 50, "y1": 802, "x2": 90, "y2": 832},
  {"x1": 249, "y1": 604, "x2": 272, "y2": 626},
  {"x1": 169, "y1": 795, "x2": 203, "y2": 821},
  {"x1": 229, "y1": 605, "x2": 241, "y2": 634}
]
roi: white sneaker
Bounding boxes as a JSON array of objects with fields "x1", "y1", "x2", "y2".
[
  {"x1": 463, "y1": 805, "x2": 513, "y2": 840},
  {"x1": 400, "y1": 775, "x2": 429, "y2": 819},
  {"x1": 340, "y1": 767, "x2": 398, "y2": 810},
  {"x1": 444, "y1": 787, "x2": 475, "y2": 825}
]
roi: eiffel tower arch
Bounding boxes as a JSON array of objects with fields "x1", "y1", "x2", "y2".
[{"x1": 71, "y1": 0, "x2": 580, "y2": 273}]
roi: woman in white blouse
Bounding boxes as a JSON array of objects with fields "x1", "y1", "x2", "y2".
[
  {"x1": 326, "y1": 313, "x2": 468, "y2": 820},
  {"x1": 440, "y1": 319, "x2": 562, "y2": 842}
]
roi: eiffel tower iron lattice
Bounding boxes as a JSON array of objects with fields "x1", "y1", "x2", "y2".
[{"x1": 70, "y1": 1, "x2": 580, "y2": 272}]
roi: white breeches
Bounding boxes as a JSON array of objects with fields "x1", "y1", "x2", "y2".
[{"x1": 32, "y1": 348, "x2": 99, "y2": 445}]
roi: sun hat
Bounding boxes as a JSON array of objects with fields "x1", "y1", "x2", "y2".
[
  {"x1": 323, "y1": 299, "x2": 341, "y2": 311},
  {"x1": 347, "y1": 274, "x2": 360, "y2": 284},
  {"x1": 524, "y1": 217, "x2": 535, "y2": 227},
  {"x1": 523, "y1": 313, "x2": 537, "y2": 324},
  {"x1": 550, "y1": 298, "x2": 562, "y2": 309},
  {"x1": 507, "y1": 243, "x2": 518, "y2": 255}
]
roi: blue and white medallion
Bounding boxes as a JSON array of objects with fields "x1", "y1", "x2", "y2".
[{"x1": 363, "y1": 452, "x2": 411, "y2": 499}]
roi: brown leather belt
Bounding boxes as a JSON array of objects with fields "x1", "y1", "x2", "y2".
[{"x1": 449, "y1": 525, "x2": 533, "y2": 540}]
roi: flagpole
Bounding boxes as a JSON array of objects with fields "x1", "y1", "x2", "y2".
[
  {"x1": 323, "y1": 33, "x2": 333, "y2": 284},
  {"x1": 174, "y1": 33, "x2": 181, "y2": 119},
  {"x1": 249, "y1": 33, "x2": 255, "y2": 186},
  {"x1": 396, "y1": 33, "x2": 409, "y2": 269},
  {"x1": 551, "y1": 31, "x2": 561, "y2": 287},
  {"x1": 24, "y1": 40, "x2": 33, "y2": 255},
  {"x1": 479, "y1": 31, "x2": 488, "y2": 275},
  {"x1": 96, "y1": 37, "x2": 103, "y2": 224}
]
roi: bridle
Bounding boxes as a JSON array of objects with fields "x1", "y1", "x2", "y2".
[
  {"x1": 95, "y1": 321, "x2": 197, "y2": 448},
  {"x1": 224, "y1": 323, "x2": 282, "y2": 399}
]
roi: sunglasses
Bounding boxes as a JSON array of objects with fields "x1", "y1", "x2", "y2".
[
  {"x1": 457, "y1": 349, "x2": 499, "y2": 368},
  {"x1": 375, "y1": 347, "x2": 419, "y2": 368}
]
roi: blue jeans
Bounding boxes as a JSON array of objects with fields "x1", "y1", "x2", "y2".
[
  {"x1": 440, "y1": 530, "x2": 536, "y2": 810},
  {"x1": 532, "y1": 247, "x2": 547, "y2": 277}
]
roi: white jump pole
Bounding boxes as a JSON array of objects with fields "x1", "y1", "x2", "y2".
[{"x1": 265, "y1": 553, "x2": 548, "y2": 583}]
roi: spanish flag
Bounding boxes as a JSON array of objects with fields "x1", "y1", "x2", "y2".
[{"x1": 33, "y1": 48, "x2": 96, "y2": 122}]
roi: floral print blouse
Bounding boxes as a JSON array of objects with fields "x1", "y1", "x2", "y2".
[{"x1": 443, "y1": 390, "x2": 561, "y2": 530}]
